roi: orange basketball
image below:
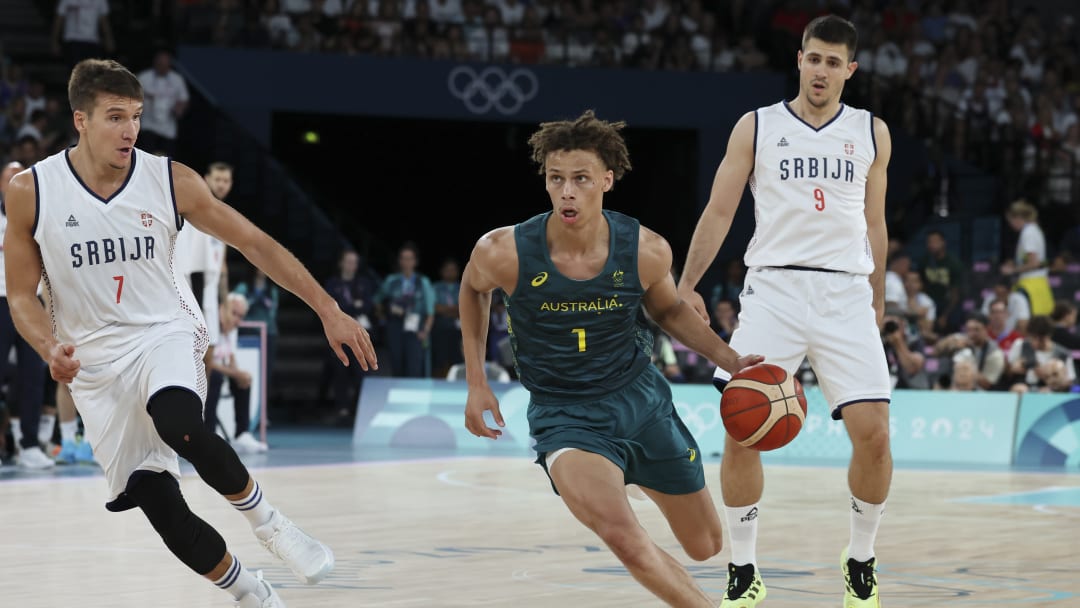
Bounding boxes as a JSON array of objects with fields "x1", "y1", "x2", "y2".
[{"x1": 720, "y1": 363, "x2": 807, "y2": 451}]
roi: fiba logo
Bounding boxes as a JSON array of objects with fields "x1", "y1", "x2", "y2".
[
  {"x1": 448, "y1": 66, "x2": 539, "y2": 115},
  {"x1": 139, "y1": 211, "x2": 153, "y2": 228}
]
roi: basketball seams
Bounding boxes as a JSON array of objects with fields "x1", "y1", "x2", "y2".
[{"x1": 721, "y1": 363, "x2": 807, "y2": 450}]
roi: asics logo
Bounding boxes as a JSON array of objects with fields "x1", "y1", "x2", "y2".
[
  {"x1": 531, "y1": 272, "x2": 549, "y2": 287},
  {"x1": 448, "y1": 66, "x2": 539, "y2": 115}
]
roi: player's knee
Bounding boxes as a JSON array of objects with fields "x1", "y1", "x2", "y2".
[
  {"x1": 594, "y1": 521, "x2": 649, "y2": 565},
  {"x1": 683, "y1": 532, "x2": 723, "y2": 562},
  {"x1": 126, "y1": 471, "x2": 226, "y2": 575},
  {"x1": 147, "y1": 387, "x2": 211, "y2": 455},
  {"x1": 850, "y1": 423, "x2": 891, "y2": 461}
]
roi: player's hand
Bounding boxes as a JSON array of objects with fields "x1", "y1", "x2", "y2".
[
  {"x1": 48, "y1": 343, "x2": 81, "y2": 384},
  {"x1": 464, "y1": 385, "x2": 505, "y2": 440},
  {"x1": 732, "y1": 353, "x2": 765, "y2": 374},
  {"x1": 323, "y1": 310, "x2": 378, "y2": 371},
  {"x1": 678, "y1": 286, "x2": 710, "y2": 323}
]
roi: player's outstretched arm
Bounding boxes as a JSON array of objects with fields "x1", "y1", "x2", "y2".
[
  {"x1": 3, "y1": 171, "x2": 81, "y2": 382},
  {"x1": 459, "y1": 227, "x2": 516, "y2": 439},
  {"x1": 865, "y1": 117, "x2": 892, "y2": 329},
  {"x1": 677, "y1": 111, "x2": 756, "y2": 321},
  {"x1": 171, "y1": 161, "x2": 377, "y2": 370},
  {"x1": 639, "y1": 227, "x2": 762, "y2": 375}
]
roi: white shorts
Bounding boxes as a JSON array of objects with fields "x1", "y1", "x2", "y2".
[
  {"x1": 71, "y1": 320, "x2": 209, "y2": 506},
  {"x1": 715, "y1": 267, "x2": 891, "y2": 418}
]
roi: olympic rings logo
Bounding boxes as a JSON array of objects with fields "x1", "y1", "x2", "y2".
[
  {"x1": 675, "y1": 401, "x2": 721, "y2": 436},
  {"x1": 447, "y1": 66, "x2": 539, "y2": 115}
]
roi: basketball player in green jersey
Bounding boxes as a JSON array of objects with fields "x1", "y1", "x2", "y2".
[{"x1": 460, "y1": 110, "x2": 763, "y2": 607}]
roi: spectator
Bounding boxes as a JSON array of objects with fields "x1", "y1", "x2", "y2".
[
  {"x1": 934, "y1": 312, "x2": 1006, "y2": 390},
  {"x1": 883, "y1": 250, "x2": 910, "y2": 310},
  {"x1": 323, "y1": 248, "x2": 379, "y2": 423},
  {"x1": 0, "y1": 161, "x2": 51, "y2": 469},
  {"x1": 52, "y1": 0, "x2": 114, "y2": 69},
  {"x1": 980, "y1": 277, "x2": 1031, "y2": 335},
  {"x1": 1006, "y1": 315, "x2": 1076, "y2": 393},
  {"x1": 375, "y1": 242, "x2": 434, "y2": 378},
  {"x1": 882, "y1": 307, "x2": 930, "y2": 390},
  {"x1": 431, "y1": 257, "x2": 464, "y2": 379},
  {"x1": 204, "y1": 293, "x2": 269, "y2": 454},
  {"x1": 1050, "y1": 300, "x2": 1080, "y2": 349},
  {"x1": 901, "y1": 270, "x2": 937, "y2": 341},
  {"x1": 918, "y1": 229, "x2": 965, "y2": 333},
  {"x1": 986, "y1": 297, "x2": 1024, "y2": 357},
  {"x1": 711, "y1": 298, "x2": 738, "y2": 343},
  {"x1": 233, "y1": 267, "x2": 281, "y2": 406},
  {"x1": 946, "y1": 355, "x2": 979, "y2": 391},
  {"x1": 137, "y1": 50, "x2": 190, "y2": 158},
  {"x1": 1002, "y1": 199, "x2": 1053, "y2": 315}
]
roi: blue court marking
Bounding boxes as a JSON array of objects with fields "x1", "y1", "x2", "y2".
[{"x1": 951, "y1": 486, "x2": 1080, "y2": 506}]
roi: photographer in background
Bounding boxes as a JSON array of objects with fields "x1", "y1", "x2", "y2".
[
  {"x1": 882, "y1": 306, "x2": 930, "y2": 390},
  {"x1": 932, "y1": 313, "x2": 1006, "y2": 391}
]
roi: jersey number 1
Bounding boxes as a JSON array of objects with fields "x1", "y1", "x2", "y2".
[
  {"x1": 571, "y1": 328, "x2": 586, "y2": 352},
  {"x1": 813, "y1": 188, "x2": 825, "y2": 211},
  {"x1": 113, "y1": 275, "x2": 124, "y2": 303}
]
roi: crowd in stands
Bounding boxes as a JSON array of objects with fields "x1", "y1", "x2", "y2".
[{"x1": 2, "y1": 0, "x2": 1080, "y2": 458}]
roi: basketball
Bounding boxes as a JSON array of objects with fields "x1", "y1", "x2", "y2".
[{"x1": 721, "y1": 363, "x2": 807, "y2": 451}]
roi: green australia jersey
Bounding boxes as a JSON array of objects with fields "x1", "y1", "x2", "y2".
[{"x1": 505, "y1": 210, "x2": 654, "y2": 403}]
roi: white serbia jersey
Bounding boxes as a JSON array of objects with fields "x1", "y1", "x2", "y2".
[
  {"x1": 32, "y1": 148, "x2": 207, "y2": 365},
  {"x1": 745, "y1": 101, "x2": 877, "y2": 275}
]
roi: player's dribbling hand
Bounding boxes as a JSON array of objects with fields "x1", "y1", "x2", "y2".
[
  {"x1": 48, "y1": 343, "x2": 80, "y2": 384},
  {"x1": 464, "y1": 387, "x2": 505, "y2": 440},
  {"x1": 323, "y1": 310, "x2": 379, "y2": 371},
  {"x1": 732, "y1": 353, "x2": 765, "y2": 374}
]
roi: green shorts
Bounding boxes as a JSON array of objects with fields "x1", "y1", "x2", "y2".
[{"x1": 529, "y1": 365, "x2": 704, "y2": 496}]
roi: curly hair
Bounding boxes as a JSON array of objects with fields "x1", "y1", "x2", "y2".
[{"x1": 527, "y1": 110, "x2": 632, "y2": 182}]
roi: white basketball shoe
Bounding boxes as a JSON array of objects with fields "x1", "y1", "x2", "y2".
[{"x1": 254, "y1": 509, "x2": 335, "y2": 584}]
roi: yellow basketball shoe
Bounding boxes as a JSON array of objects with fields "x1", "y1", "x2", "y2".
[
  {"x1": 841, "y1": 548, "x2": 880, "y2": 607},
  {"x1": 720, "y1": 562, "x2": 766, "y2": 607}
]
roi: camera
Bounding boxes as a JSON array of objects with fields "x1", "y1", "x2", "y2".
[{"x1": 882, "y1": 319, "x2": 900, "y2": 335}]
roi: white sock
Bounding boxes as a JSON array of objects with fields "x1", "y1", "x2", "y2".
[
  {"x1": 60, "y1": 420, "x2": 79, "y2": 444},
  {"x1": 230, "y1": 480, "x2": 276, "y2": 529},
  {"x1": 848, "y1": 496, "x2": 885, "y2": 562},
  {"x1": 38, "y1": 414, "x2": 56, "y2": 445},
  {"x1": 212, "y1": 555, "x2": 262, "y2": 600},
  {"x1": 10, "y1": 420, "x2": 23, "y2": 449},
  {"x1": 723, "y1": 503, "x2": 760, "y2": 567}
]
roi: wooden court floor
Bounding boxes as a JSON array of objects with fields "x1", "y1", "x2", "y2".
[{"x1": 1, "y1": 455, "x2": 1078, "y2": 607}]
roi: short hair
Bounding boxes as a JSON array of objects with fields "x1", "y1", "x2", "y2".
[
  {"x1": 927, "y1": 229, "x2": 945, "y2": 241},
  {"x1": 1051, "y1": 300, "x2": 1076, "y2": 323},
  {"x1": 527, "y1": 109, "x2": 632, "y2": 183},
  {"x1": 802, "y1": 15, "x2": 858, "y2": 60},
  {"x1": 68, "y1": 59, "x2": 142, "y2": 114},
  {"x1": 1027, "y1": 315, "x2": 1054, "y2": 338},
  {"x1": 967, "y1": 312, "x2": 989, "y2": 327},
  {"x1": 207, "y1": 161, "x2": 233, "y2": 175},
  {"x1": 1007, "y1": 199, "x2": 1038, "y2": 222}
]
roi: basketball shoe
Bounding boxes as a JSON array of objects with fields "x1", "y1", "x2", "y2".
[
  {"x1": 235, "y1": 572, "x2": 285, "y2": 607},
  {"x1": 18, "y1": 446, "x2": 56, "y2": 469},
  {"x1": 74, "y1": 438, "x2": 95, "y2": 464},
  {"x1": 254, "y1": 509, "x2": 334, "y2": 584},
  {"x1": 720, "y1": 562, "x2": 766, "y2": 607},
  {"x1": 55, "y1": 439, "x2": 79, "y2": 464},
  {"x1": 841, "y1": 547, "x2": 880, "y2": 607}
]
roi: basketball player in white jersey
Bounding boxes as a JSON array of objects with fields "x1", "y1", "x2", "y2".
[
  {"x1": 175, "y1": 162, "x2": 231, "y2": 374},
  {"x1": 677, "y1": 15, "x2": 891, "y2": 608},
  {"x1": 3, "y1": 59, "x2": 378, "y2": 607}
]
